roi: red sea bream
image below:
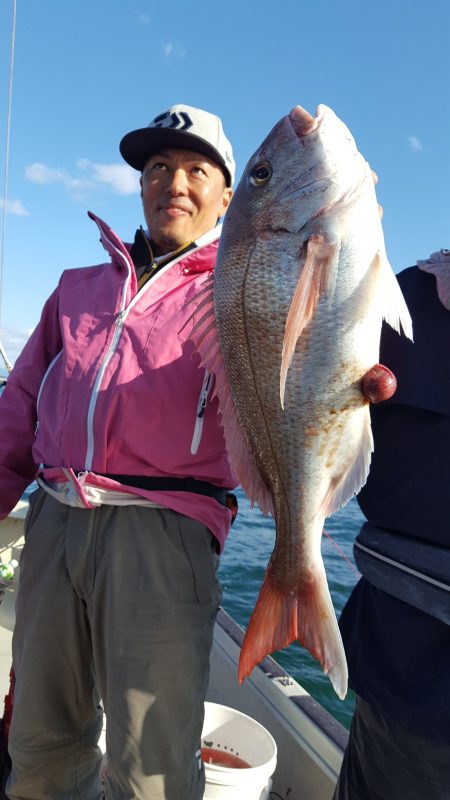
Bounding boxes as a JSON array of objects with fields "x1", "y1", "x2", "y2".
[{"x1": 190, "y1": 104, "x2": 413, "y2": 699}]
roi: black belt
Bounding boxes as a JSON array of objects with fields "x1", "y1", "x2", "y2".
[{"x1": 99, "y1": 474, "x2": 227, "y2": 505}]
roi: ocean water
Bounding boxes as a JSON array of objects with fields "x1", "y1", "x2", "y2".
[{"x1": 219, "y1": 487, "x2": 365, "y2": 730}]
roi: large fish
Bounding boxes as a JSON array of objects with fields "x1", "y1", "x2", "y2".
[{"x1": 190, "y1": 104, "x2": 412, "y2": 699}]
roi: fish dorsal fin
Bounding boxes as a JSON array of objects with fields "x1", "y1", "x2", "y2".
[
  {"x1": 375, "y1": 252, "x2": 413, "y2": 340},
  {"x1": 186, "y1": 276, "x2": 274, "y2": 517},
  {"x1": 280, "y1": 235, "x2": 340, "y2": 408}
]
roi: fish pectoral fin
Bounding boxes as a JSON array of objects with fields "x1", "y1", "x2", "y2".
[
  {"x1": 238, "y1": 566, "x2": 348, "y2": 700},
  {"x1": 320, "y1": 407, "x2": 373, "y2": 517},
  {"x1": 374, "y1": 251, "x2": 414, "y2": 341},
  {"x1": 280, "y1": 235, "x2": 340, "y2": 408}
]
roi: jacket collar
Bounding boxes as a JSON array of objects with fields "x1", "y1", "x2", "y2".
[{"x1": 88, "y1": 210, "x2": 221, "y2": 274}]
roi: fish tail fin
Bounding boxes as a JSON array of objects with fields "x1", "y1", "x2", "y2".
[{"x1": 238, "y1": 566, "x2": 348, "y2": 700}]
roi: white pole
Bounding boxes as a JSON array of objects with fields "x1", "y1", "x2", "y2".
[
  {"x1": 0, "y1": 0, "x2": 17, "y2": 337},
  {"x1": 0, "y1": 342, "x2": 12, "y2": 372},
  {"x1": 0, "y1": 339, "x2": 13, "y2": 373}
]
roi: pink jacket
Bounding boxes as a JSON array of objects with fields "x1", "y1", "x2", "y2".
[{"x1": 0, "y1": 213, "x2": 236, "y2": 550}]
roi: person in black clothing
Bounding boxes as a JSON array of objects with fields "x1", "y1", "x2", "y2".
[{"x1": 333, "y1": 249, "x2": 450, "y2": 800}]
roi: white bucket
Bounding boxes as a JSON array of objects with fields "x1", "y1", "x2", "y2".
[{"x1": 201, "y1": 702, "x2": 277, "y2": 800}]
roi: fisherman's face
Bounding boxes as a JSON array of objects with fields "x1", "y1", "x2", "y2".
[{"x1": 141, "y1": 148, "x2": 233, "y2": 256}]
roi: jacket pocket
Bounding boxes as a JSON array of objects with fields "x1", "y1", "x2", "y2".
[{"x1": 35, "y1": 350, "x2": 63, "y2": 433}]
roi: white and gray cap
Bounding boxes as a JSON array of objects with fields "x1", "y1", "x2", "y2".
[{"x1": 120, "y1": 103, "x2": 235, "y2": 186}]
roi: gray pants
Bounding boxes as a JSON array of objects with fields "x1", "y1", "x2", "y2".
[
  {"x1": 332, "y1": 696, "x2": 450, "y2": 800},
  {"x1": 8, "y1": 490, "x2": 222, "y2": 800}
]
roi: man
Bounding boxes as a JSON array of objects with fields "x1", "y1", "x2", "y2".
[
  {"x1": 0, "y1": 104, "x2": 236, "y2": 800},
  {"x1": 333, "y1": 250, "x2": 450, "y2": 800}
]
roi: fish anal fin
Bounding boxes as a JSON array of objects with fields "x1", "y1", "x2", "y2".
[
  {"x1": 238, "y1": 567, "x2": 348, "y2": 700},
  {"x1": 320, "y1": 407, "x2": 373, "y2": 518},
  {"x1": 280, "y1": 235, "x2": 340, "y2": 408}
]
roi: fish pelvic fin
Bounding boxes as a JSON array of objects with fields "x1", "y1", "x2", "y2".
[
  {"x1": 238, "y1": 566, "x2": 348, "y2": 700},
  {"x1": 280, "y1": 236, "x2": 340, "y2": 408},
  {"x1": 375, "y1": 251, "x2": 413, "y2": 341}
]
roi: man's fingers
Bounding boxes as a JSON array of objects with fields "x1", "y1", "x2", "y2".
[{"x1": 361, "y1": 364, "x2": 396, "y2": 403}]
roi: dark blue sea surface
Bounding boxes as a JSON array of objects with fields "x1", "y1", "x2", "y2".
[{"x1": 219, "y1": 487, "x2": 365, "y2": 730}]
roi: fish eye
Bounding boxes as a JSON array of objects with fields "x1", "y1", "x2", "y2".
[{"x1": 249, "y1": 162, "x2": 272, "y2": 186}]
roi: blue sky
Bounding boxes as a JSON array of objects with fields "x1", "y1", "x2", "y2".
[{"x1": 0, "y1": 0, "x2": 449, "y2": 364}]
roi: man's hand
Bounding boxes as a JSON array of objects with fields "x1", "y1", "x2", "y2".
[{"x1": 361, "y1": 364, "x2": 396, "y2": 403}]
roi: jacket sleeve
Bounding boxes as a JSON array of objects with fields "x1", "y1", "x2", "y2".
[{"x1": 0, "y1": 284, "x2": 62, "y2": 519}]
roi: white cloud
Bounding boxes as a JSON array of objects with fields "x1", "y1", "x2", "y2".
[
  {"x1": 25, "y1": 163, "x2": 67, "y2": 185},
  {"x1": 77, "y1": 160, "x2": 140, "y2": 195},
  {"x1": 138, "y1": 13, "x2": 151, "y2": 24},
  {"x1": 25, "y1": 162, "x2": 94, "y2": 193},
  {"x1": 408, "y1": 135, "x2": 423, "y2": 152},
  {"x1": 161, "y1": 41, "x2": 186, "y2": 58},
  {"x1": 25, "y1": 160, "x2": 140, "y2": 198},
  {"x1": 0, "y1": 198, "x2": 29, "y2": 216},
  {"x1": 161, "y1": 41, "x2": 173, "y2": 57}
]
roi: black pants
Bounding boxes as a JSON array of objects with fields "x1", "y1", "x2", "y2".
[{"x1": 332, "y1": 696, "x2": 450, "y2": 800}]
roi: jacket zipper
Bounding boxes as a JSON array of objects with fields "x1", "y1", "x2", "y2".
[
  {"x1": 191, "y1": 370, "x2": 213, "y2": 455},
  {"x1": 84, "y1": 230, "x2": 132, "y2": 470},
  {"x1": 85, "y1": 308, "x2": 128, "y2": 470}
]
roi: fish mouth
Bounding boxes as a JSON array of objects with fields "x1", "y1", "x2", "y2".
[{"x1": 289, "y1": 105, "x2": 324, "y2": 137}]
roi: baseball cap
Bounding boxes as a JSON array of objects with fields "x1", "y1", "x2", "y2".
[{"x1": 120, "y1": 103, "x2": 235, "y2": 186}]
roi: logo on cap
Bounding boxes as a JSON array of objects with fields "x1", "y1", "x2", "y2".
[{"x1": 152, "y1": 111, "x2": 193, "y2": 131}]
